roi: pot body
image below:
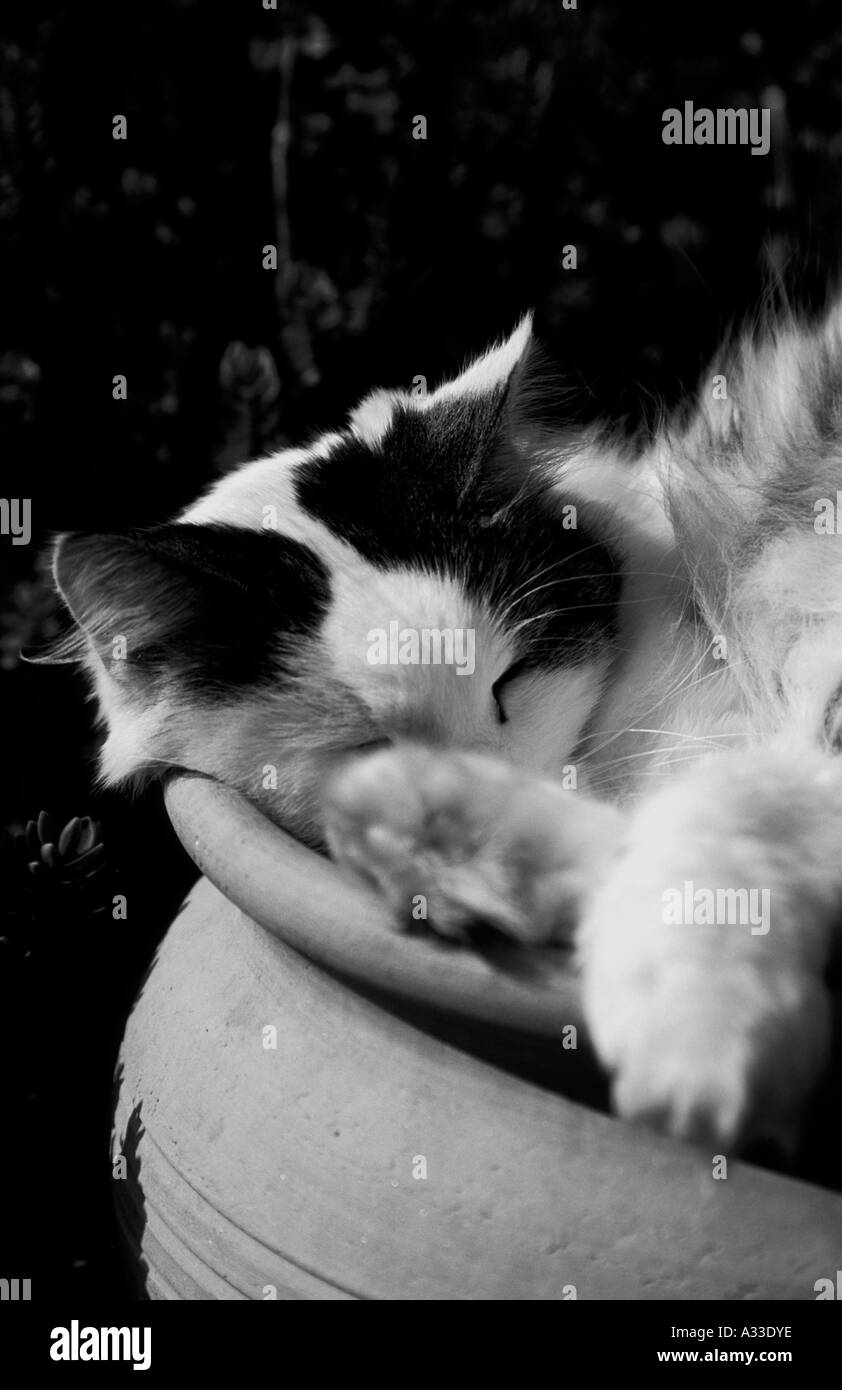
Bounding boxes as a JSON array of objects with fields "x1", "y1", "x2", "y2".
[{"x1": 112, "y1": 874, "x2": 842, "y2": 1300}]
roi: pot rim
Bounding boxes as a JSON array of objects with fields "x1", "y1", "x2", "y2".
[{"x1": 164, "y1": 771, "x2": 585, "y2": 1044}]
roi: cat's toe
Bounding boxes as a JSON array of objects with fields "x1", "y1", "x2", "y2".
[
  {"x1": 609, "y1": 1024, "x2": 754, "y2": 1148},
  {"x1": 323, "y1": 744, "x2": 519, "y2": 937},
  {"x1": 581, "y1": 913, "x2": 831, "y2": 1152},
  {"x1": 324, "y1": 743, "x2": 607, "y2": 943}
]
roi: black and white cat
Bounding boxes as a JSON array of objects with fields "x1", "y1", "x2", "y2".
[{"x1": 53, "y1": 308, "x2": 842, "y2": 1152}]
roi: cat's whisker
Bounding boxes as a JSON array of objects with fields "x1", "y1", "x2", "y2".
[
  {"x1": 506, "y1": 596, "x2": 661, "y2": 641},
  {"x1": 623, "y1": 726, "x2": 743, "y2": 744},
  {"x1": 499, "y1": 544, "x2": 608, "y2": 607},
  {"x1": 498, "y1": 565, "x2": 682, "y2": 627},
  {"x1": 582, "y1": 742, "x2": 720, "y2": 773},
  {"x1": 574, "y1": 655, "x2": 748, "y2": 764}
]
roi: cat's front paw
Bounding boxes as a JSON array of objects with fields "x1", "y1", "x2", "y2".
[
  {"x1": 578, "y1": 756, "x2": 839, "y2": 1151},
  {"x1": 580, "y1": 887, "x2": 832, "y2": 1151},
  {"x1": 324, "y1": 744, "x2": 622, "y2": 944}
]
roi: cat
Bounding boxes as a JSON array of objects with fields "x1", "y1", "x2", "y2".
[{"x1": 52, "y1": 307, "x2": 842, "y2": 1154}]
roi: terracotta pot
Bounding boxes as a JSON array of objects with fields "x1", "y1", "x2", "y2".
[{"x1": 111, "y1": 773, "x2": 842, "y2": 1300}]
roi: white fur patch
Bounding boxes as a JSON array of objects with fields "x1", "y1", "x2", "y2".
[
  {"x1": 348, "y1": 389, "x2": 397, "y2": 448},
  {"x1": 422, "y1": 313, "x2": 533, "y2": 406}
]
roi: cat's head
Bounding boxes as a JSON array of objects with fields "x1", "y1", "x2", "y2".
[{"x1": 53, "y1": 318, "x2": 627, "y2": 844}]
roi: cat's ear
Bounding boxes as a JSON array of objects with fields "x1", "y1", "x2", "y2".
[
  {"x1": 428, "y1": 314, "x2": 536, "y2": 406},
  {"x1": 52, "y1": 524, "x2": 328, "y2": 688},
  {"x1": 348, "y1": 314, "x2": 547, "y2": 451},
  {"x1": 54, "y1": 529, "x2": 203, "y2": 666}
]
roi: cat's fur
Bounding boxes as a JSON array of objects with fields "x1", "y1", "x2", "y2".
[{"x1": 52, "y1": 306, "x2": 842, "y2": 1152}]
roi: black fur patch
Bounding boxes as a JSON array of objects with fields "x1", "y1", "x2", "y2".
[
  {"x1": 58, "y1": 523, "x2": 331, "y2": 696},
  {"x1": 295, "y1": 400, "x2": 620, "y2": 665}
]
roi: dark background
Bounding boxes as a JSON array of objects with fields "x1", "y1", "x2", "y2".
[{"x1": 2, "y1": 0, "x2": 842, "y2": 1300}]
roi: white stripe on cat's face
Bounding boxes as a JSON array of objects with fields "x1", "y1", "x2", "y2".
[{"x1": 322, "y1": 561, "x2": 609, "y2": 768}]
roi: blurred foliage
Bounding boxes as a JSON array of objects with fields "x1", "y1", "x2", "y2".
[
  {"x1": 1, "y1": 4, "x2": 841, "y2": 520},
  {"x1": 215, "y1": 340, "x2": 284, "y2": 473}
]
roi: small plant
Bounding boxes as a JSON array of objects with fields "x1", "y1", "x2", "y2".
[
  {"x1": 21, "y1": 811, "x2": 107, "y2": 897},
  {"x1": 1, "y1": 811, "x2": 114, "y2": 962}
]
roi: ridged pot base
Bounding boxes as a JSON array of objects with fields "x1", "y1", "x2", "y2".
[{"x1": 112, "y1": 873, "x2": 842, "y2": 1300}]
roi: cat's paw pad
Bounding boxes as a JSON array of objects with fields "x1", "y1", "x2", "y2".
[{"x1": 324, "y1": 744, "x2": 620, "y2": 944}]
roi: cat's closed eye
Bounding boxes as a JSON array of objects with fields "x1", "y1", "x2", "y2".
[
  {"x1": 823, "y1": 683, "x2": 842, "y2": 750},
  {"x1": 491, "y1": 659, "x2": 529, "y2": 725},
  {"x1": 354, "y1": 737, "x2": 393, "y2": 755}
]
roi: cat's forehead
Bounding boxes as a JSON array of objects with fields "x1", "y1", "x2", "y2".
[
  {"x1": 183, "y1": 409, "x2": 619, "y2": 669},
  {"x1": 184, "y1": 389, "x2": 507, "y2": 554}
]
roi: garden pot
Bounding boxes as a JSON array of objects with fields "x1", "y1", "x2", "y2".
[{"x1": 111, "y1": 772, "x2": 842, "y2": 1300}]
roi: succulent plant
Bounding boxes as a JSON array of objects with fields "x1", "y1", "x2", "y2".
[
  {"x1": 21, "y1": 811, "x2": 105, "y2": 885},
  {"x1": 214, "y1": 341, "x2": 283, "y2": 475},
  {"x1": 5, "y1": 811, "x2": 113, "y2": 930}
]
